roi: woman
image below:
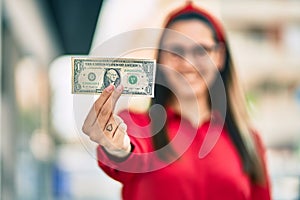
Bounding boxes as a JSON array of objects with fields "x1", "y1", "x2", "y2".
[{"x1": 82, "y1": 2, "x2": 271, "y2": 199}]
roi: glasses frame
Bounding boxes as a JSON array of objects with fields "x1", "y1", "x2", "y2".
[{"x1": 161, "y1": 43, "x2": 220, "y2": 60}]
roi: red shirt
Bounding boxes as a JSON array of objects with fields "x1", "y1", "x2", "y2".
[{"x1": 97, "y1": 109, "x2": 271, "y2": 200}]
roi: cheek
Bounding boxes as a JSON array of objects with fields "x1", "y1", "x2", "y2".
[
  {"x1": 159, "y1": 60, "x2": 177, "y2": 73},
  {"x1": 195, "y1": 58, "x2": 219, "y2": 83},
  {"x1": 203, "y1": 68, "x2": 218, "y2": 84},
  {"x1": 160, "y1": 68, "x2": 201, "y2": 97},
  {"x1": 210, "y1": 50, "x2": 224, "y2": 71}
]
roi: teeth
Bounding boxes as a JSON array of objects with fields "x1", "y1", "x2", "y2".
[
  {"x1": 184, "y1": 71, "x2": 208, "y2": 80},
  {"x1": 184, "y1": 73, "x2": 199, "y2": 78},
  {"x1": 183, "y1": 73, "x2": 198, "y2": 81},
  {"x1": 174, "y1": 70, "x2": 207, "y2": 81}
]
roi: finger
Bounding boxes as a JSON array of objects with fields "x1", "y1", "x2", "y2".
[
  {"x1": 87, "y1": 123, "x2": 106, "y2": 144},
  {"x1": 82, "y1": 85, "x2": 114, "y2": 131},
  {"x1": 112, "y1": 127, "x2": 129, "y2": 151},
  {"x1": 97, "y1": 85, "x2": 124, "y2": 129},
  {"x1": 123, "y1": 134, "x2": 131, "y2": 152},
  {"x1": 118, "y1": 122, "x2": 127, "y2": 132},
  {"x1": 102, "y1": 115, "x2": 123, "y2": 139},
  {"x1": 110, "y1": 84, "x2": 124, "y2": 108}
]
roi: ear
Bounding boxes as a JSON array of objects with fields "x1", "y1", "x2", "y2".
[{"x1": 214, "y1": 43, "x2": 226, "y2": 71}]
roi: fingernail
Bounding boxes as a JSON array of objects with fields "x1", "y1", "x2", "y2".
[
  {"x1": 116, "y1": 84, "x2": 123, "y2": 93},
  {"x1": 105, "y1": 84, "x2": 114, "y2": 92}
]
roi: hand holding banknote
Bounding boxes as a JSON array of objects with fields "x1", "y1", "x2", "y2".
[
  {"x1": 77, "y1": 57, "x2": 156, "y2": 158},
  {"x1": 81, "y1": 84, "x2": 131, "y2": 158}
]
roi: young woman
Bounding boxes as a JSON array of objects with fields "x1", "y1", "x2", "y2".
[{"x1": 82, "y1": 2, "x2": 271, "y2": 199}]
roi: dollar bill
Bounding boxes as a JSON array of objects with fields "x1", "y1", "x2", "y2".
[{"x1": 72, "y1": 57, "x2": 156, "y2": 97}]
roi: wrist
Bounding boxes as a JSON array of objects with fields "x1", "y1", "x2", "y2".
[{"x1": 103, "y1": 144, "x2": 132, "y2": 159}]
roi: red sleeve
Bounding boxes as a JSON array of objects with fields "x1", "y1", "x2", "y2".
[
  {"x1": 251, "y1": 132, "x2": 272, "y2": 200},
  {"x1": 96, "y1": 110, "x2": 153, "y2": 183}
]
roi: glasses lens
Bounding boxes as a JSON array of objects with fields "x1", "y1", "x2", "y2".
[
  {"x1": 168, "y1": 46, "x2": 185, "y2": 57},
  {"x1": 193, "y1": 46, "x2": 207, "y2": 57}
]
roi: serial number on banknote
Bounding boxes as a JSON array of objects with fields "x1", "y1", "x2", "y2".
[{"x1": 72, "y1": 57, "x2": 156, "y2": 97}]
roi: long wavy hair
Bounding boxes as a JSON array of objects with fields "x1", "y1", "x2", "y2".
[{"x1": 151, "y1": 8, "x2": 265, "y2": 184}]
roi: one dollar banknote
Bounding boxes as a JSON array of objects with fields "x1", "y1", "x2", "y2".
[{"x1": 72, "y1": 57, "x2": 156, "y2": 97}]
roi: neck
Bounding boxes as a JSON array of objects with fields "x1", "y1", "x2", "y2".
[{"x1": 170, "y1": 92, "x2": 211, "y2": 127}]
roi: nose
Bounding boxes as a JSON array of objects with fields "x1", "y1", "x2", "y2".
[{"x1": 180, "y1": 55, "x2": 198, "y2": 73}]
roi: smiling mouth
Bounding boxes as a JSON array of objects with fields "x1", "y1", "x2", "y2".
[{"x1": 182, "y1": 70, "x2": 207, "y2": 80}]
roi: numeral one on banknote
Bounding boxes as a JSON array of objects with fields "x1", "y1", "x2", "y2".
[{"x1": 72, "y1": 57, "x2": 156, "y2": 97}]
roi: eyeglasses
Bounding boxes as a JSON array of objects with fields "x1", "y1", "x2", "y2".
[{"x1": 161, "y1": 44, "x2": 219, "y2": 59}]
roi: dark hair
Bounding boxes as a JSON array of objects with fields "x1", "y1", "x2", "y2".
[
  {"x1": 166, "y1": 12, "x2": 218, "y2": 42},
  {"x1": 151, "y1": 12, "x2": 265, "y2": 184}
]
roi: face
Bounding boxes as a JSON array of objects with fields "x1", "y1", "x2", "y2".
[
  {"x1": 159, "y1": 19, "x2": 224, "y2": 99},
  {"x1": 106, "y1": 69, "x2": 118, "y2": 82}
]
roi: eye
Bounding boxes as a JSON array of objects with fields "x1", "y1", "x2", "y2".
[
  {"x1": 163, "y1": 46, "x2": 185, "y2": 58},
  {"x1": 193, "y1": 46, "x2": 207, "y2": 57},
  {"x1": 171, "y1": 46, "x2": 185, "y2": 57}
]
